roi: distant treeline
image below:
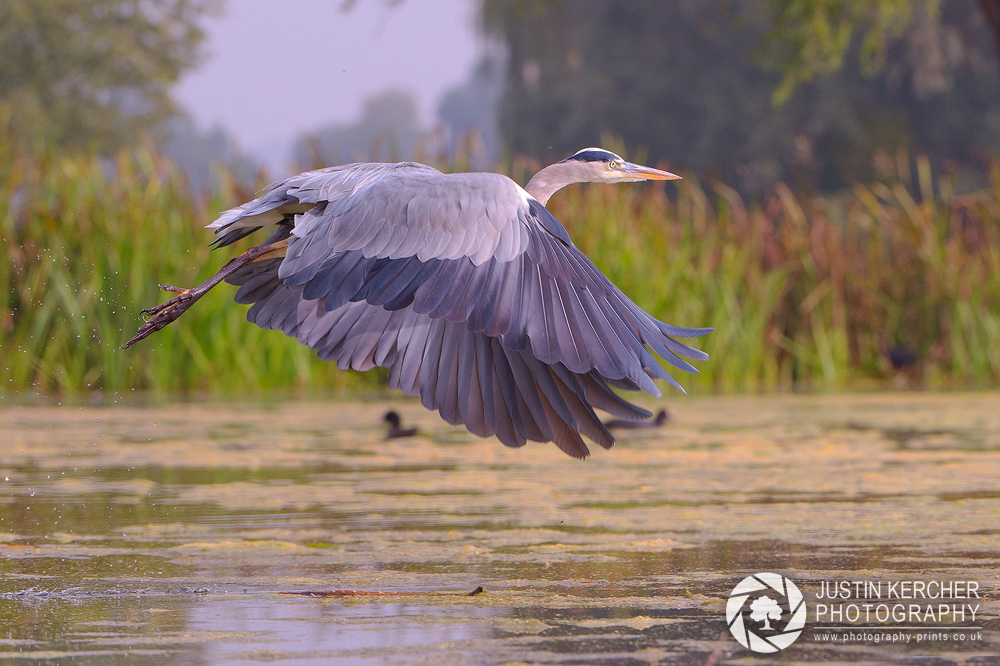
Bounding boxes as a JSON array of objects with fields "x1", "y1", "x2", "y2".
[
  {"x1": 484, "y1": 0, "x2": 1000, "y2": 194},
  {"x1": 2, "y1": 139, "x2": 999, "y2": 399}
]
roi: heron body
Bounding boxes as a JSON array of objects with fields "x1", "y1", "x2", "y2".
[{"x1": 128, "y1": 149, "x2": 711, "y2": 458}]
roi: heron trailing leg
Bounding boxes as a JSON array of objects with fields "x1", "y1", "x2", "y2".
[{"x1": 123, "y1": 240, "x2": 287, "y2": 349}]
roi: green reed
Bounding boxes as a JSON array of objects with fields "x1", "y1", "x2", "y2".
[
  {"x1": 545, "y1": 156, "x2": 1000, "y2": 392},
  {"x1": 2, "y1": 139, "x2": 999, "y2": 398},
  {"x1": 0, "y1": 140, "x2": 384, "y2": 397}
]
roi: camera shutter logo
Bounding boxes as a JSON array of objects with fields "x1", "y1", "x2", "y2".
[{"x1": 726, "y1": 573, "x2": 806, "y2": 652}]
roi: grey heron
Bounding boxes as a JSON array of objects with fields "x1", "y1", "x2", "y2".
[{"x1": 126, "y1": 148, "x2": 712, "y2": 458}]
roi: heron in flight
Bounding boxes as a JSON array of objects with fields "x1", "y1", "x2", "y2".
[{"x1": 126, "y1": 148, "x2": 711, "y2": 458}]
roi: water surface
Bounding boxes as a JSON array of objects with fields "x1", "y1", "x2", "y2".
[{"x1": 1, "y1": 393, "x2": 998, "y2": 664}]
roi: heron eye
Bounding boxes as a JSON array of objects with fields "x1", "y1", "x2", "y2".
[{"x1": 610, "y1": 160, "x2": 623, "y2": 169}]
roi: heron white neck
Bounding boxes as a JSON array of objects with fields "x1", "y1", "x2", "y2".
[{"x1": 524, "y1": 161, "x2": 593, "y2": 205}]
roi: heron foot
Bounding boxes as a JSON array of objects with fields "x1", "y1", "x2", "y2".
[
  {"x1": 139, "y1": 286, "x2": 191, "y2": 316},
  {"x1": 123, "y1": 239, "x2": 289, "y2": 350},
  {"x1": 124, "y1": 285, "x2": 205, "y2": 348}
]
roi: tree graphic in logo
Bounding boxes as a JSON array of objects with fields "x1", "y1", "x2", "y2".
[
  {"x1": 749, "y1": 595, "x2": 782, "y2": 630},
  {"x1": 726, "y1": 573, "x2": 806, "y2": 653}
]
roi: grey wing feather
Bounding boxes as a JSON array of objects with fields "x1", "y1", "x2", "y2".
[
  {"x1": 226, "y1": 260, "x2": 652, "y2": 458},
  {"x1": 277, "y1": 221, "x2": 708, "y2": 393}
]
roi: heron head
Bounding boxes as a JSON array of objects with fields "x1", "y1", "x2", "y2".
[
  {"x1": 525, "y1": 147, "x2": 681, "y2": 205},
  {"x1": 561, "y1": 148, "x2": 681, "y2": 184}
]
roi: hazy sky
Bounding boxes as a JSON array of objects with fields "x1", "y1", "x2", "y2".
[{"x1": 174, "y1": 0, "x2": 482, "y2": 171}]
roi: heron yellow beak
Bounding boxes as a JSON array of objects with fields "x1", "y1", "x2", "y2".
[{"x1": 621, "y1": 163, "x2": 682, "y2": 181}]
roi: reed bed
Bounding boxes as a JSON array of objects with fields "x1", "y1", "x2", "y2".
[
  {"x1": 2, "y1": 140, "x2": 999, "y2": 398},
  {"x1": 0, "y1": 142, "x2": 381, "y2": 398},
  {"x1": 543, "y1": 158, "x2": 1000, "y2": 392}
]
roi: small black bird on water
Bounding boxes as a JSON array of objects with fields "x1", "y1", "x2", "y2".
[
  {"x1": 383, "y1": 411, "x2": 419, "y2": 439},
  {"x1": 604, "y1": 409, "x2": 669, "y2": 430}
]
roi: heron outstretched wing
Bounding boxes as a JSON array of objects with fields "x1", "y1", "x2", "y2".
[
  {"x1": 226, "y1": 261, "x2": 652, "y2": 458},
  {"x1": 212, "y1": 162, "x2": 710, "y2": 457}
]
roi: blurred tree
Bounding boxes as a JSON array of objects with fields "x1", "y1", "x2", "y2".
[
  {"x1": 983, "y1": 0, "x2": 1000, "y2": 61},
  {"x1": 160, "y1": 114, "x2": 260, "y2": 193},
  {"x1": 0, "y1": 0, "x2": 218, "y2": 152},
  {"x1": 759, "y1": 0, "x2": 1000, "y2": 102},
  {"x1": 437, "y1": 56, "x2": 504, "y2": 169},
  {"x1": 483, "y1": 0, "x2": 998, "y2": 192},
  {"x1": 292, "y1": 90, "x2": 436, "y2": 168}
]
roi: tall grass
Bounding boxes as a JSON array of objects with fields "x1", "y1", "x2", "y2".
[
  {"x1": 543, "y1": 157, "x2": 1000, "y2": 391},
  {"x1": 0, "y1": 140, "x2": 382, "y2": 397},
  {"x1": 2, "y1": 139, "x2": 999, "y2": 397}
]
